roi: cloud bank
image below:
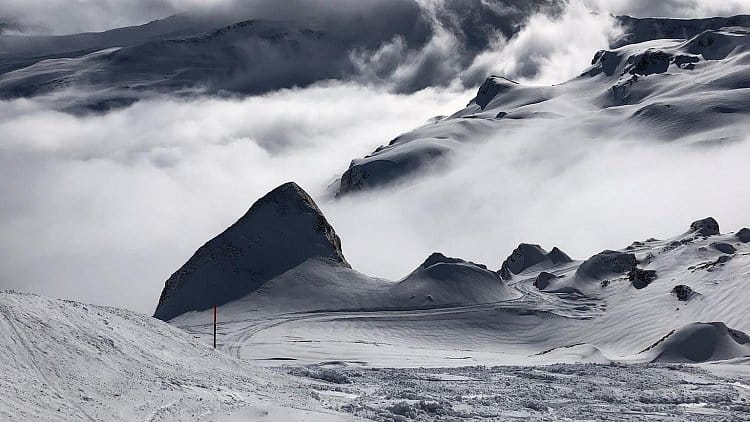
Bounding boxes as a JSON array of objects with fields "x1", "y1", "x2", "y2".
[
  {"x1": 1, "y1": 0, "x2": 749, "y2": 314},
  {"x1": 0, "y1": 84, "x2": 470, "y2": 313}
]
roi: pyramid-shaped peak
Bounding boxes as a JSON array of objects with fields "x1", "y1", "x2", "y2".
[
  {"x1": 250, "y1": 181, "x2": 318, "y2": 213},
  {"x1": 154, "y1": 182, "x2": 349, "y2": 321}
]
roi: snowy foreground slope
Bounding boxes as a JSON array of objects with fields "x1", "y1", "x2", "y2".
[
  {"x1": 4, "y1": 293, "x2": 750, "y2": 421},
  {"x1": 0, "y1": 290, "x2": 354, "y2": 421},
  {"x1": 330, "y1": 18, "x2": 750, "y2": 196}
]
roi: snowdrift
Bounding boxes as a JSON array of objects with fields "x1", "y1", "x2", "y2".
[
  {"x1": 644, "y1": 322, "x2": 750, "y2": 363},
  {"x1": 390, "y1": 253, "x2": 519, "y2": 308},
  {"x1": 0, "y1": 290, "x2": 304, "y2": 421}
]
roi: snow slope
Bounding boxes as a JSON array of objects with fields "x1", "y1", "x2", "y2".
[
  {"x1": 160, "y1": 182, "x2": 749, "y2": 372},
  {"x1": 0, "y1": 0, "x2": 564, "y2": 109},
  {"x1": 4, "y1": 288, "x2": 748, "y2": 420},
  {"x1": 0, "y1": 290, "x2": 350, "y2": 421},
  {"x1": 331, "y1": 19, "x2": 750, "y2": 196},
  {"x1": 156, "y1": 183, "x2": 521, "y2": 320}
]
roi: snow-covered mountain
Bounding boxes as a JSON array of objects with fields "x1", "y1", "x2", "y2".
[
  {"x1": 331, "y1": 17, "x2": 750, "y2": 196},
  {"x1": 157, "y1": 182, "x2": 750, "y2": 368},
  {"x1": 3, "y1": 180, "x2": 749, "y2": 419},
  {"x1": 3, "y1": 7, "x2": 750, "y2": 421},
  {"x1": 0, "y1": 0, "x2": 563, "y2": 111}
]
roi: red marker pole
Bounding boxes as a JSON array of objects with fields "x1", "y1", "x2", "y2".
[{"x1": 213, "y1": 304, "x2": 217, "y2": 349}]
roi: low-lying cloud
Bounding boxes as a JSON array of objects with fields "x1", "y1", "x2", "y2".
[
  {"x1": 326, "y1": 120, "x2": 750, "y2": 281},
  {"x1": 1, "y1": 0, "x2": 749, "y2": 315},
  {"x1": 0, "y1": 84, "x2": 470, "y2": 313}
]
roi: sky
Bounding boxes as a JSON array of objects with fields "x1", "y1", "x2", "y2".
[
  {"x1": 1, "y1": 0, "x2": 749, "y2": 314},
  {"x1": 2, "y1": 0, "x2": 748, "y2": 35}
]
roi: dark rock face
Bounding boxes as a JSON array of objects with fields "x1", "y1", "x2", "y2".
[
  {"x1": 153, "y1": 182, "x2": 349, "y2": 321},
  {"x1": 420, "y1": 252, "x2": 487, "y2": 270},
  {"x1": 576, "y1": 250, "x2": 637, "y2": 280},
  {"x1": 498, "y1": 243, "x2": 572, "y2": 280},
  {"x1": 690, "y1": 217, "x2": 720, "y2": 236},
  {"x1": 548, "y1": 247, "x2": 573, "y2": 265},
  {"x1": 672, "y1": 285, "x2": 696, "y2": 301},
  {"x1": 627, "y1": 50, "x2": 672, "y2": 76},
  {"x1": 534, "y1": 272, "x2": 558, "y2": 290},
  {"x1": 336, "y1": 140, "x2": 453, "y2": 196},
  {"x1": 629, "y1": 268, "x2": 657, "y2": 289},
  {"x1": 737, "y1": 228, "x2": 750, "y2": 243},
  {"x1": 716, "y1": 255, "x2": 733, "y2": 264},
  {"x1": 469, "y1": 76, "x2": 518, "y2": 110},
  {"x1": 711, "y1": 242, "x2": 737, "y2": 255}
]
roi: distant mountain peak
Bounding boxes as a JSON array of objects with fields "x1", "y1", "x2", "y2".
[{"x1": 153, "y1": 181, "x2": 349, "y2": 321}]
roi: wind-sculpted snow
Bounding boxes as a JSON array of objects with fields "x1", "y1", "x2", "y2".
[
  {"x1": 644, "y1": 322, "x2": 750, "y2": 363},
  {"x1": 390, "y1": 253, "x2": 519, "y2": 308},
  {"x1": 330, "y1": 20, "x2": 750, "y2": 196},
  {"x1": 165, "y1": 183, "x2": 750, "y2": 373},
  {"x1": 0, "y1": 290, "x2": 339, "y2": 421}
]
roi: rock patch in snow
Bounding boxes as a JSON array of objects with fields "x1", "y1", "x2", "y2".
[
  {"x1": 672, "y1": 285, "x2": 696, "y2": 301},
  {"x1": 628, "y1": 268, "x2": 657, "y2": 289},
  {"x1": 689, "y1": 217, "x2": 720, "y2": 236},
  {"x1": 534, "y1": 272, "x2": 558, "y2": 290},
  {"x1": 499, "y1": 244, "x2": 572, "y2": 280},
  {"x1": 711, "y1": 242, "x2": 737, "y2": 254},
  {"x1": 575, "y1": 250, "x2": 636, "y2": 281}
]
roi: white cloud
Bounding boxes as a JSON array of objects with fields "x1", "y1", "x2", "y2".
[
  {"x1": 0, "y1": 84, "x2": 470, "y2": 313},
  {"x1": 586, "y1": 0, "x2": 750, "y2": 18},
  {"x1": 462, "y1": 0, "x2": 623, "y2": 85},
  {"x1": 325, "y1": 119, "x2": 750, "y2": 282}
]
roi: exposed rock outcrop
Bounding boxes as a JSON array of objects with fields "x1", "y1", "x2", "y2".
[
  {"x1": 534, "y1": 272, "x2": 558, "y2": 290},
  {"x1": 468, "y1": 76, "x2": 519, "y2": 110},
  {"x1": 689, "y1": 217, "x2": 720, "y2": 236},
  {"x1": 154, "y1": 182, "x2": 349, "y2": 321},
  {"x1": 711, "y1": 242, "x2": 736, "y2": 254},
  {"x1": 499, "y1": 244, "x2": 572, "y2": 280},
  {"x1": 629, "y1": 268, "x2": 657, "y2": 289},
  {"x1": 576, "y1": 250, "x2": 637, "y2": 280},
  {"x1": 736, "y1": 228, "x2": 750, "y2": 243},
  {"x1": 672, "y1": 285, "x2": 696, "y2": 301}
]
